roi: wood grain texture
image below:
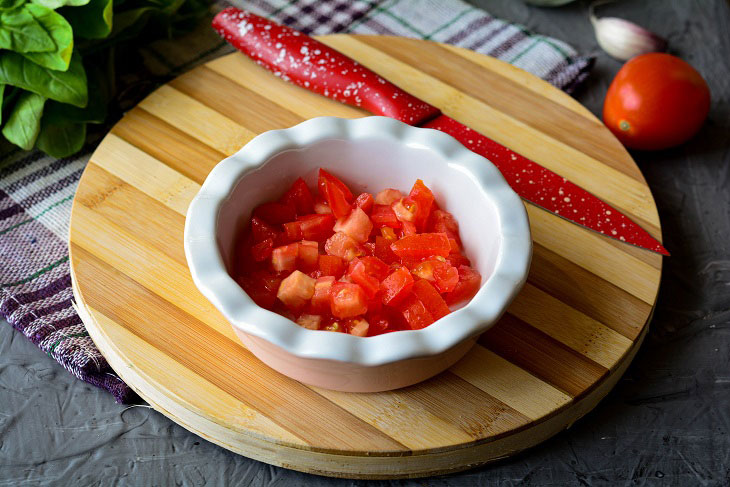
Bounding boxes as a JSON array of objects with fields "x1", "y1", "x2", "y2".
[{"x1": 68, "y1": 36, "x2": 663, "y2": 478}]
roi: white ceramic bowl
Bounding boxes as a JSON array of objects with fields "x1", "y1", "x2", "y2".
[{"x1": 184, "y1": 116, "x2": 531, "y2": 392}]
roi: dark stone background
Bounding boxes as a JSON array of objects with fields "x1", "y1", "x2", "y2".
[{"x1": 2, "y1": 0, "x2": 728, "y2": 485}]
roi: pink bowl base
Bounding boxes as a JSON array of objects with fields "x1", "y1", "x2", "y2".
[{"x1": 234, "y1": 329, "x2": 479, "y2": 392}]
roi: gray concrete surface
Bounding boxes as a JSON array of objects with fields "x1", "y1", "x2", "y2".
[{"x1": 2, "y1": 0, "x2": 729, "y2": 485}]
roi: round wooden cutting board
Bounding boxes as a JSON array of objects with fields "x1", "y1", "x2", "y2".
[{"x1": 69, "y1": 35, "x2": 663, "y2": 479}]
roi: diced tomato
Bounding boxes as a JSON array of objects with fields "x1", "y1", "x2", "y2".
[
  {"x1": 447, "y1": 252, "x2": 471, "y2": 268},
  {"x1": 347, "y1": 256, "x2": 389, "y2": 298},
  {"x1": 310, "y1": 276, "x2": 335, "y2": 314},
  {"x1": 251, "y1": 238, "x2": 274, "y2": 262},
  {"x1": 366, "y1": 314, "x2": 390, "y2": 336},
  {"x1": 380, "y1": 266, "x2": 414, "y2": 306},
  {"x1": 346, "y1": 318, "x2": 370, "y2": 337},
  {"x1": 318, "y1": 254, "x2": 344, "y2": 278},
  {"x1": 298, "y1": 240, "x2": 319, "y2": 271},
  {"x1": 318, "y1": 168, "x2": 354, "y2": 202},
  {"x1": 363, "y1": 242, "x2": 375, "y2": 256},
  {"x1": 281, "y1": 177, "x2": 315, "y2": 215},
  {"x1": 296, "y1": 314, "x2": 321, "y2": 330},
  {"x1": 251, "y1": 216, "x2": 280, "y2": 243},
  {"x1": 370, "y1": 204, "x2": 401, "y2": 229},
  {"x1": 448, "y1": 238, "x2": 460, "y2": 253},
  {"x1": 412, "y1": 279, "x2": 450, "y2": 320},
  {"x1": 392, "y1": 197, "x2": 416, "y2": 223},
  {"x1": 324, "y1": 231, "x2": 363, "y2": 261},
  {"x1": 390, "y1": 233, "x2": 450, "y2": 260},
  {"x1": 401, "y1": 221, "x2": 417, "y2": 236},
  {"x1": 295, "y1": 214, "x2": 335, "y2": 241},
  {"x1": 428, "y1": 209, "x2": 460, "y2": 243},
  {"x1": 238, "y1": 270, "x2": 281, "y2": 309},
  {"x1": 397, "y1": 293, "x2": 434, "y2": 330},
  {"x1": 333, "y1": 207, "x2": 372, "y2": 243},
  {"x1": 374, "y1": 236, "x2": 399, "y2": 264},
  {"x1": 277, "y1": 270, "x2": 316, "y2": 312},
  {"x1": 253, "y1": 202, "x2": 296, "y2": 225},
  {"x1": 322, "y1": 180, "x2": 352, "y2": 219},
  {"x1": 408, "y1": 179, "x2": 435, "y2": 231},
  {"x1": 283, "y1": 221, "x2": 303, "y2": 241},
  {"x1": 374, "y1": 188, "x2": 402, "y2": 205},
  {"x1": 411, "y1": 259, "x2": 459, "y2": 293},
  {"x1": 330, "y1": 282, "x2": 368, "y2": 318},
  {"x1": 354, "y1": 192, "x2": 374, "y2": 214},
  {"x1": 444, "y1": 265, "x2": 482, "y2": 306},
  {"x1": 314, "y1": 199, "x2": 332, "y2": 214},
  {"x1": 271, "y1": 243, "x2": 299, "y2": 271}
]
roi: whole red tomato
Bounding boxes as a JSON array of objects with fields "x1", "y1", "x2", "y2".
[{"x1": 603, "y1": 53, "x2": 710, "y2": 150}]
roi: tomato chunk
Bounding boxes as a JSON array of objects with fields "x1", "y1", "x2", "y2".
[
  {"x1": 277, "y1": 270, "x2": 316, "y2": 311},
  {"x1": 354, "y1": 192, "x2": 374, "y2": 214},
  {"x1": 380, "y1": 266, "x2": 414, "y2": 306},
  {"x1": 390, "y1": 233, "x2": 450, "y2": 260},
  {"x1": 374, "y1": 188, "x2": 402, "y2": 205},
  {"x1": 347, "y1": 257, "x2": 388, "y2": 298},
  {"x1": 411, "y1": 259, "x2": 459, "y2": 293},
  {"x1": 408, "y1": 179, "x2": 435, "y2": 231},
  {"x1": 271, "y1": 243, "x2": 298, "y2": 271},
  {"x1": 428, "y1": 209, "x2": 460, "y2": 243},
  {"x1": 296, "y1": 314, "x2": 321, "y2": 330},
  {"x1": 251, "y1": 238, "x2": 274, "y2": 262},
  {"x1": 251, "y1": 216, "x2": 280, "y2": 243},
  {"x1": 318, "y1": 168, "x2": 354, "y2": 202},
  {"x1": 281, "y1": 177, "x2": 315, "y2": 215},
  {"x1": 297, "y1": 240, "x2": 319, "y2": 271},
  {"x1": 330, "y1": 282, "x2": 368, "y2": 318},
  {"x1": 412, "y1": 279, "x2": 450, "y2": 320},
  {"x1": 253, "y1": 202, "x2": 296, "y2": 225},
  {"x1": 397, "y1": 293, "x2": 434, "y2": 330},
  {"x1": 310, "y1": 276, "x2": 335, "y2": 314},
  {"x1": 318, "y1": 254, "x2": 344, "y2": 278},
  {"x1": 392, "y1": 198, "x2": 416, "y2": 223},
  {"x1": 444, "y1": 265, "x2": 482, "y2": 306},
  {"x1": 347, "y1": 318, "x2": 370, "y2": 337},
  {"x1": 333, "y1": 207, "x2": 373, "y2": 243},
  {"x1": 370, "y1": 204, "x2": 401, "y2": 229},
  {"x1": 238, "y1": 270, "x2": 281, "y2": 309},
  {"x1": 325, "y1": 231, "x2": 363, "y2": 261}
]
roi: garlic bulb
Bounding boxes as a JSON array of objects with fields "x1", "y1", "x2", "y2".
[{"x1": 590, "y1": 1, "x2": 667, "y2": 61}]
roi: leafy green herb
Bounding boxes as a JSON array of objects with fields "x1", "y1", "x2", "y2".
[
  {"x1": 21, "y1": 4, "x2": 73, "y2": 71},
  {"x1": 36, "y1": 100, "x2": 85, "y2": 156},
  {"x1": 2, "y1": 90, "x2": 45, "y2": 149},
  {"x1": 61, "y1": 0, "x2": 113, "y2": 39},
  {"x1": 0, "y1": 50, "x2": 86, "y2": 106},
  {"x1": 0, "y1": 5, "x2": 55, "y2": 52}
]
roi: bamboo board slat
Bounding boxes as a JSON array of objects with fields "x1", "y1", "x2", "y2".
[{"x1": 69, "y1": 35, "x2": 663, "y2": 479}]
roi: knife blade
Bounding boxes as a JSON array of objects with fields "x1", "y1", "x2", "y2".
[{"x1": 212, "y1": 7, "x2": 668, "y2": 256}]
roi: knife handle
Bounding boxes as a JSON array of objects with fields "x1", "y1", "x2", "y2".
[{"x1": 212, "y1": 8, "x2": 441, "y2": 125}]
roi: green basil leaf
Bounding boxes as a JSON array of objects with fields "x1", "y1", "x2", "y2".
[
  {"x1": 61, "y1": 0, "x2": 113, "y2": 39},
  {"x1": 0, "y1": 5, "x2": 56, "y2": 52},
  {"x1": 31, "y1": 0, "x2": 90, "y2": 9},
  {"x1": 20, "y1": 4, "x2": 73, "y2": 71},
  {"x1": 0, "y1": 0, "x2": 26, "y2": 12},
  {"x1": 35, "y1": 101, "x2": 86, "y2": 157},
  {"x1": 0, "y1": 84, "x2": 5, "y2": 123},
  {"x1": 0, "y1": 51, "x2": 87, "y2": 106},
  {"x1": 2, "y1": 90, "x2": 46, "y2": 150}
]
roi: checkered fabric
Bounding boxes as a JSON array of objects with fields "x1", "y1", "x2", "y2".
[{"x1": 0, "y1": 0, "x2": 593, "y2": 404}]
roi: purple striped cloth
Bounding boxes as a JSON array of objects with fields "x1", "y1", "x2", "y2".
[{"x1": 0, "y1": 0, "x2": 593, "y2": 404}]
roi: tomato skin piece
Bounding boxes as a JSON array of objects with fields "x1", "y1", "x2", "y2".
[
  {"x1": 444, "y1": 265, "x2": 482, "y2": 306},
  {"x1": 354, "y1": 192, "x2": 374, "y2": 214},
  {"x1": 253, "y1": 202, "x2": 297, "y2": 225},
  {"x1": 390, "y1": 233, "x2": 450, "y2": 260},
  {"x1": 380, "y1": 266, "x2": 414, "y2": 306},
  {"x1": 412, "y1": 279, "x2": 450, "y2": 320},
  {"x1": 281, "y1": 177, "x2": 315, "y2": 215},
  {"x1": 318, "y1": 168, "x2": 354, "y2": 202},
  {"x1": 325, "y1": 231, "x2": 363, "y2": 261},
  {"x1": 330, "y1": 282, "x2": 368, "y2": 318},
  {"x1": 370, "y1": 204, "x2": 401, "y2": 229},
  {"x1": 397, "y1": 293, "x2": 434, "y2": 330},
  {"x1": 408, "y1": 179, "x2": 435, "y2": 231},
  {"x1": 333, "y1": 207, "x2": 373, "y2": 243},
  {"x1": 318, "y1": 254, "x2": 345, "y2": 278},
  {"x1": 603, "y1": 53, "x2": 710, "y2": 150}
]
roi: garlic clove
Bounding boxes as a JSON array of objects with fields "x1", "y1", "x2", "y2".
[{"x1": 590, "y1": 7, "x2": 667, "y2": 61}]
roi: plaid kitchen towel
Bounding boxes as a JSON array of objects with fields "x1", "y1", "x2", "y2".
[{"x1": 0, "y1": 0, "x2": 594, "y2": 404}]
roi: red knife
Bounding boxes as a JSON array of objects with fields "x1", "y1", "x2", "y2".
[{"x1": 212, "y1": 8, "x2": 668, "y2": 256}]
